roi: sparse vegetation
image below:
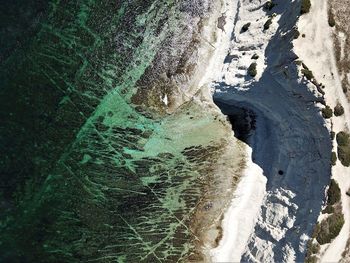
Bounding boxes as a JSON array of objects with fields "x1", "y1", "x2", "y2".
[
  {"x1": 328, "y1": 11, "x2": 336, "y2": 27},
  {"x1": 307, "y1": 178, "x2": 344, "y2": 260},
  {"x1": 251, "y1": 54, "x2": 259, "y2": 60},
  {"x1": 305, "y1": 240, "x2": 320, "y2": 263},
  {"x1": 309, "y1": 241, "x2": 320, "y2": 255},
  {"x1": 336, "y1": 131, "x2": 349, "y2": 146},
  {"x1": 322, "y1": 105, "x2": 333, "y2": 119},
  {"x1": 334, "y1": 103, "x2": 344, "y2": 116},
  {"x1": 331, "y1": 152, "x2": 337, "y2": 166},
  {"x1": 248, "y1": 62, "x2": 257, "y2": 77},
  {"x1": 343, "y1": 85, "x2": 347, "y2": 94},
  {"x1": 336, "y1": 131, "x2": 350, "y2": 166},
  {"x1": 305, "y1": 255, "x2": 317, "y2": 263},
  {"x1": 241, "y1": 22, "x2": 251, "y2": 33},
  {"x1": 263, "y1": 18, "x2": 273, "y2": 30},
  {"x1": 264, "y1": 1, "x2": 276, "y2": 11},
  {"x1": 308, "y1": 179, "x2": 344, "y2": 259},
  {"x1": 327, "y1": 179, "x2": 341, "y2": 205},
  {"x1": 294, "y1": 29, "x2": 300, "y2": 39},
  {"x1": 337, "y1": 145, "x2": 350, "y2": 167},
  {"x1": 313, "y1": 212, "x2": 344, "y2": 245},
  {"x1": 331, "y1": 131, "x2": 335, "y2": 140},
  {"x1": 322, "y1": 205, "x2": 335, "y2": 214},
  {"x1": 300, "y1": 0, "x2": 311, "y2": 15},
  {"x1": 301, "y1": 68, "x2": 314, "y2": 81}
]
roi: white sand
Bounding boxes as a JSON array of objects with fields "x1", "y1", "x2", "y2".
[{"x1": 210, "y1": 147, "x2": 267, "y2": 262}]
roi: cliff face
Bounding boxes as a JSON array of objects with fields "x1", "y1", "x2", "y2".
[{"x1": 210, "y1": 0, "x2": 332, "y2": 261}]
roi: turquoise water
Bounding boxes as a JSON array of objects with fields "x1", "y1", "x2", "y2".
[{"x1": 0, "y1": 1, "x2": 233, "y2": 262}]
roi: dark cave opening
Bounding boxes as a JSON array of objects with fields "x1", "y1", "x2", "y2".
[{"x1": 216, "y1": 102, "x2": 256, "y2": 144}]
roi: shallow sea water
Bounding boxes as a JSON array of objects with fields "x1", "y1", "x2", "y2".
[{"x1": 0, "y1": 1, "x2": 239, "y2": 262}]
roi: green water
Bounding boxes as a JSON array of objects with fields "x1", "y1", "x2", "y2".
[{"x1": 0, "y1": 1, "x2": 231, "y2": 262}]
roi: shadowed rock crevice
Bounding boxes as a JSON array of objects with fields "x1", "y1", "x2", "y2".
[{"x1": 215, "y1": 101, "x2": 256, "y2": 144}]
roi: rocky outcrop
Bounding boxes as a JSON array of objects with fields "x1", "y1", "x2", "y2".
[{"x1": 211, "y1": 0, "x2": 332, "y2": 261}]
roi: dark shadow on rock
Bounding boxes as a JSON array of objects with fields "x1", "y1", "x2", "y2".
[{"x1": 215, "y1": 101, "x2": 256, "y2": 143}]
